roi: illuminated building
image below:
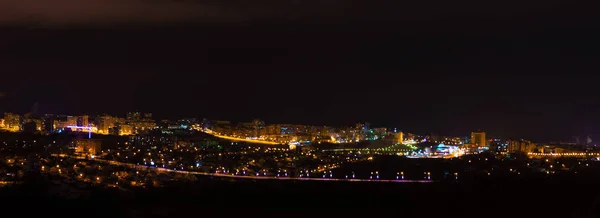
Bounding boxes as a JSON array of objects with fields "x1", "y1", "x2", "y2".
[
  {"x1": 356, "y1": 122, "x2": 369, "y2": 130},
  {"x1": 127, "y1": 112, "x2": 142, "y2": 120},
  {"x1": 470, "y1": 131, "x2": 486, "y2": 147},
  {"x1": 126, "y1": 112, "x2": 156, "y2": 134},
  {"x1": 119, "y1": 124, "x2": 133, "y2": 135},
  {"x1": 488, "y1": 138, "x2": 506, "y2": 152},
  {"x1": 373, "y1": 128, "x2": 387, "y2": 137},
  {"x1": 129, "y1": 135, "x2": 180, "y2": 147},
  {"x1": 98, "y1": 115, "x2": 118, "y2": 134},
  {"x1": 42, "y1": 114, "x2": 59, "y2": 134},
  {"x1": 67, "y1": 116, "x2": 78, "y2": 126},
  {"x1": 52, "y1": 115, "x2": 68, "y2": 130},
  {"x1": 508, "y1": 139, "x2": 537, "y2": 153},
  {"x1": 77, "y1": 115, "x2": 89, "y2": 127},
  {"x1": 354, "y1": 122, "x2": 370, "y2": 140},
  {"x1": 3, "y1": 113, "x2": 21, "y2": 131},
  {"x1": 205, "y1": 119, "x2": 394, "y2": 144},
  {"x1": 74, "y1": 139, "x2": 102, "y2": 155},
  {"x1": 34, "y1": 119, "x2": 43, "y2": 131},
  {"x1": 394, "y1": 132, "x2": 404, "y2": 144},
  {"x1": 280, "y1": 125, "x2": 294, "y2": 135},
  {"x1": 238, "y1": 122, "x2": 255, "y2": 138},
  {"x1": 435, "y1": 144, "x2": 461, "y2": 156},
  {"x1": 318, "y1": 126, "x2": 332, "y2": 137},
  {"x1": 252, "y1": 119, "x2": 264, "y2": 138},
  {"x1": 265, "y1": 124, "x2": 281, "y2": 136},
  {"x1": 129, "y1": 120, "x2": 156, "y2": 133}
]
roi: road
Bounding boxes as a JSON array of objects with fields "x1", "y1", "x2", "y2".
[
  {"x1": 208, "y1": 134, "x2": 281, "y2": 145},
  {"x1": 53, "y1": 154, "x2": 434, "y2": 183},
  {"x1": 197, "y1": 128, "x2": 282, "y2": 145}
]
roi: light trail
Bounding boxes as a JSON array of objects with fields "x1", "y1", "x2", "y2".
[
  {"x1": 210, "y1": 134, "x2": 281, "y2": 145},
  {"x1": 528, "y1": 152, "x2": 600, "y2": 157},
  {"x1": 53, "y1": 154, "x2": 433, "y2": 183},
  {"x1": 197, "y1": 128, "x2": 281, "y2": 145},
  {"x1": 154, "y1": 168, "x2": 433, "y2": 183}
]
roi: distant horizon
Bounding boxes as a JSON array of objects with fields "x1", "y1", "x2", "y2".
[{"x1": 1, "y1": 108, "x2": 591, "y2": 143}]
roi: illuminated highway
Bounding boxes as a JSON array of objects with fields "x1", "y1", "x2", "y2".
[
  {"x1": 54, "y1": 154, "x2": 433, "y2": 183},
  {"x1": 528, "y1": 152, "x2": 600, "y2": 157},
  {"x1": 154, "y1": 167, "x2": 433, "y2": 183},
  {"x1": 196, "y1": 128, "x2": 282, "y2": 145}
]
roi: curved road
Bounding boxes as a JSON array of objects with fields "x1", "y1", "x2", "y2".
[{"x1": 54, "y1": 154, "x2": 433, "y2": 183}]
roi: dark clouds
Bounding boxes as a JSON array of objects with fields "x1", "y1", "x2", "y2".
[
  {"x1": 0, "y1": 0, "x2": 574, "y2": 26},
  {"x1": 0, "y1": 0, "x2": 240, "y2": 25}
]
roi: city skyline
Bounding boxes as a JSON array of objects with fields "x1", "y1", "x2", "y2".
[{"x1": 0, "y1": 109, "x2": 596, "y2": 145}]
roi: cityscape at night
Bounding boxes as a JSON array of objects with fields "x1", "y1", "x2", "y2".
[
  {"x1": 2, "y1": 111, "x2": 600, "y2": 217},
  {"x1": 2, "y1": 0, "x2": 600, "y2": 217}
]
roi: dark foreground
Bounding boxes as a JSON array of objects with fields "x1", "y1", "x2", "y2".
[{"x1": 2, "y1": 174, "x2": 599, "y2": 218}]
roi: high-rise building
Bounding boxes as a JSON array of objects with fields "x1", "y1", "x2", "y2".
[
  {"x1": 252, "y1": 119, "x2": 265, "y2": 138},
  {"x1": 77, "y1": 115, "x2": 89, "y2": 127},
  {"x1": 125, "y1": 112, "x2": 155, "y2": 134},
  {"x1": 507, "y1": 139, "x2": 536, "y2": 153},
  {"x1": 3, "y1": 113, "x2": 21, "y2": 131},
  {"x1": 127, "y1": 112, "x2": 142, "y2": 120},
  {"x1": 54, "y1": 115, "x2": 73, "y2": 130},
  {"x1": 394, "y1": 132, "x2": 404, "y2": 144},
  {"x1": 130, "y1": 120, "x2": 156, "y2": 133},
  {"x1": 98, "y1": 115, "x2": 118, "y2": 134},
  {"x1": 66, "y1": 116, "x2": 78, "y2": 126},
  {"x1": 470, "y1": 131, "x2": 486, "y2": 147},
  {"x1": 42, "y1": 114, "x2": 57, "y2": 134},
  {"x1": 119, "y1": 124, "x2": 133, "y2": 135}
]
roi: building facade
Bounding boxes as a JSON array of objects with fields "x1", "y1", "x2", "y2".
[{"x1": 470, "y1": 131, "x2": 486, "y2": 147}]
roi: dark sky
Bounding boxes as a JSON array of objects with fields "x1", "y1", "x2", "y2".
[{"x1": 0, "y1": 0, "x2": 599, "y2": 141}]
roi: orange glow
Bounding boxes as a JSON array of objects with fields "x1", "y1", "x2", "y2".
[
  {"x1": 199, "y1": 129, "x2": 280, "y2": 145},
  {"x1": 210, "y1": 134, "x2": 281, "y2": 145}
]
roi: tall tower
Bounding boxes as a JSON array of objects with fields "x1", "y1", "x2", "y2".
[
  {"x1": 77, "y1": 115, "x2": 89, "y2": 127},
  {"x1": 395, "y1": 132, "x2": 404, "y2": 144},
  {"x1": 470, "y1": 131, "x2": 486, "y2": 147},
  {"x1": 252, "y1": 119, "x2": 264, "y2": 138}
]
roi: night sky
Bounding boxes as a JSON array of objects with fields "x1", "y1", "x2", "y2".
[{"x1": 0, "y1": 0, "x2": 599, "y2": 141}]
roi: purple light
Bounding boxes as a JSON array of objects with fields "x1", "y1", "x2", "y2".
[
  {"x1": 66, "y1": 126, "x2": 93, "y2": 130},
  {"x1": 66, "y1": 126, "x2": 93, "y2": 138}
]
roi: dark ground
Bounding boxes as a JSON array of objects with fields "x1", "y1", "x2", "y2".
[{"x1": 2, "y1": 173, "x2": 599, "y2": 218}]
